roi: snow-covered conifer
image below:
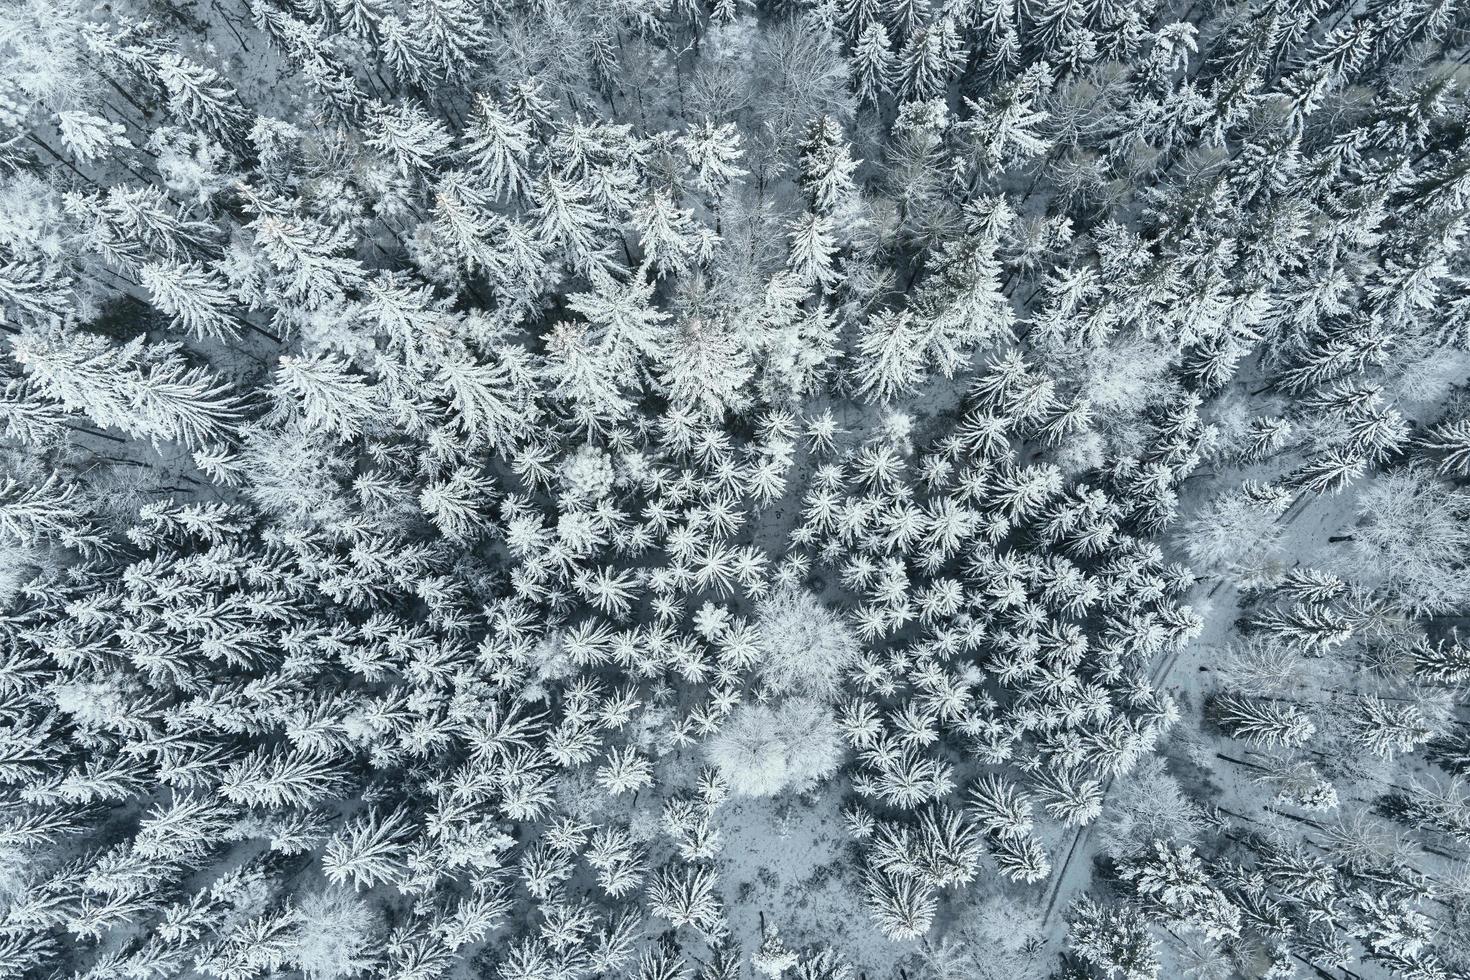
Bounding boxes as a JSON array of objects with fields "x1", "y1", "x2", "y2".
[{"x1": 140, "y1": 261, "x2": 239, "y2": 340}]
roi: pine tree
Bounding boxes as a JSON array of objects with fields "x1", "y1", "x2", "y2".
[
  {"x1": 633, "y1": 191, "x2": 698, "y2": 277},
  {"x1": 853, "y1": 310, "x2": 925, "y2": 403},
  {"x1": 1417, "y1": 418, "x2": 1470, "y2": 476},
  {"x1": 798, "y1": 117, "x2": 862, "y2": 219},
  {"x1": 0, "y1": 473, "x2": 91, "y2": 550},
  {"x1": 1250, "y1": 602, "x2": 1357, "y2": 652},
  {"x1": 1214, "y1": 695, "x2": 1316, "y2": 748},
  {"x1": 852, "y1": 23, "x2": 896, "y2": 105},
  {"x1": 991, "y1": 834, "x2": 1051, "y2": 883},
  {"x1": 272, "y1": 352, "x2": 380, "y2": 441},
  {"x1": 839, "y1": 0, "x2": 882, "y2": 41},
  {"x1": 567, "y1": 264, "x2": 671, "y2": 373},
  {"x1": 1409, "y1": 634, "x2": 1470, "y2": 683},
  {"x1": 376, "y1": 14, "x2": 436, "y2": 87},
  {"x1": 323, "y1": 808, "x2": 414, "y2": 890},
  {"x1": 885, "y1": 0, "x2": 931, "y2": 40},
  {"x1": 1068, "y1": 899, "x2": 1161, "y2": 980},
  {"x1": 12, "y1": 330, "x2": 243, "y2": 448},
  {"x1": 895, "y1": 19, "x2": 962, "y2": 103},
  {"x1": 660, "y1": 316, "x2": 754, "y2": 420},
  {"x1": 437, "y1": 348, "x2": 539, "y2": 451},
  {"x1": 1290, "y1": 446, "x2": 1368, "y2": 495},
  {"x1": 914, "y1": 238, "x2": 1015, "y2": 375},
  {"x1": 220, "y1": 748, "x2": 351, "y2": 809},
  {"x1": 249, "y1": 212, "x2": 366, "y2": 307},
  {"x1": 682, "y1": 119, "x2": 747, "y2": 198},
  {"x1": 460, "y1": 95, "x2": 534, "y2": 201},
  {"x1": 139, "y1": 261, "x2": 239, "y2": 340},
  {"x1": 529, "y1": 174, "x2": 610, "y2": 271},
  {"x1": 156, "y1": 53, "x2": 248, "y2": 141},
  {"x1": 540, "y1": 320, "x2": 635, "y2": 432},
  {"x1": 55, "y1": 111, "x2": 129, "y2": 163},
  {"x1": 420, "y1": 466, "x2": 496, "y2": 542},
  {"x1": 410, "y1": 0, "x2": 489, "y2": 82},
  {"x1": 647, "y1": 864, "x2": 722, "y2": 932},
  {"x1": 366, "y1": 101, "x2": 454, "y2": 177},
  {"x1": 1031, "y1": 769, "x2": 1105, "y2": 826},
  {"x1": 862, "y1": 868, "x2": 937, "y2": 940},
  {"x1": 1350, "y1": 695, "x2": 1433, "y2": 759},
  {"x1": 0, "y1": 261, "x2": 73, "y2": 330},
  {"x1": 956, "y1": 64, "x2": 1053, "y2": 178},
  {"x1": 786, "y1": 211, "x2": 841, "y2": 289}
]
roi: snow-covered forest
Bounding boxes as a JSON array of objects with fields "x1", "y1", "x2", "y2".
[{"x1": 1, "y1": 0, "x2": 1468, "y2": 975}]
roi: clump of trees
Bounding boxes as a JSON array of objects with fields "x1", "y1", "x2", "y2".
[{"x1": 0, "y1": 0, "x2": 1467, "y2": 976}]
